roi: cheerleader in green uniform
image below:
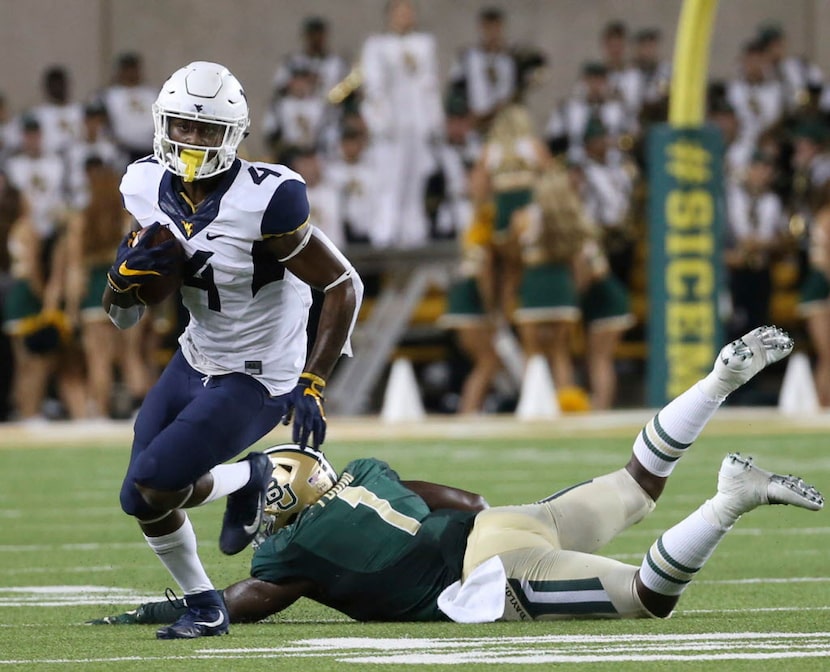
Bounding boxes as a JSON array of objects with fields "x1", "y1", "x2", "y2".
[
  {"x1": 1, "y1": 181, "x2": 72, "y2": 420},
  {"x1": 567, "y1": 159, "x2": 635, "y2": 409},
  {"x1": 469, "y1": 104, "x2": 551, "y2": 321},
  {"x1": 439, "y1": 203, "x2": 502, "y2": 414},
  {"x1": 65, "y1": 158, "x2": 152, "y2": 418},
  {"x1": 797, "y1": 180, "x2": 830, "y2": 406},
  {"x1": 511, "y1": 164, "x2": 586, "y2": 391},
  {"x1": 574, "y1": 238, "x2": 635, "y2": 409}
]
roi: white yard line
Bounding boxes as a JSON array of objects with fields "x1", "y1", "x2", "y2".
[
  {"x1": 3, "y1": 408, "x2": 830, "y2": 449},
  {"x1": 3, "y1": 631, "x2": 830, "y2": 665}
]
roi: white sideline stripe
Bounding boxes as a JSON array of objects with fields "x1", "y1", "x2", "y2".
[
  {"x1": 344, "y1": 652, "x2": 830, "y2": 664},
  {"x1": 3, "y1": 651, "x2": 828, "y2": 665},
  {"x1": 685, "y1": 606, "x2": 830, "y2": 614},
  {"x1": 0, "y1": 585, "x2": 159, "y2": 608},
  {"x1": 0, "y1": 507, "x2": 115, "y2": 516},
  {"x1": 0, "y1": 541, "x2": 212, "y2": 552},
  {"x1": 624, "y1": 526, "x2": 830, "y2": 537},
  {"x1": 4, "y1": 566, "x2": 116, "y2": 575},
  {"x1": 0, "y1": 542, "x2": 147, "y2": 552},
  {"x1": 611, "y1": 549, "x2": 823, "y2": 560},
  {"x1": 700, "y1": 577, "x2": 830, "y2": 585},
  {"x1": 283, "y1": 631, "x2": 830, "y2": 646},
  {"x1": 3, "y1": 632, "x2": 830, "y2": 665},
  {"x1": 0, "y1": 586, "x2": 140, "y2": 593}
]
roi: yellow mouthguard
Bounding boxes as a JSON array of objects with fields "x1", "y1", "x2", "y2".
[{"x1": 180, "y1": 149, "x2": 206, "y2": 182}]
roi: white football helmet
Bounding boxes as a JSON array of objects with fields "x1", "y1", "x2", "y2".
[
  {"x1": 152, "y1": 61, "x2": 250, "y2": 181},
  {"x1": 252, "y1": 444, "x2": 339, "y2": 548}
]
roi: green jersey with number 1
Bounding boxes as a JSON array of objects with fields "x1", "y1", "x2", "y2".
[{"x1": 250, "y1": 458, "x2": 477, "y2": 621}]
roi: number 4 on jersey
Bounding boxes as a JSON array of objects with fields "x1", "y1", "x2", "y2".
[
  {"x1": 183, "y1": 250, "x2": 221, "y2": 311},
  {"x1": 248, "y1": 166, "x2": 281, "y2": 185}
]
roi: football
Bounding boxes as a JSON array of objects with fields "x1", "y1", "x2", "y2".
[{"x1": 129, "y1": 225, "x2": 185, "y2": 305}]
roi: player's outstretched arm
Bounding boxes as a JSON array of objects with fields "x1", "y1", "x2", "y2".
[
  {"x1": 266, "y1": 225, "x2": 364, "y2": 449},
  {"x1": 223, "y1": 577, "x2": 311, "y2": 623},
  {"x1": 402, "y1": 480, "x2": 489, "y2": 512},
  {"x1": 87, "y1": 577, "x2": 311, "y2": 626}
]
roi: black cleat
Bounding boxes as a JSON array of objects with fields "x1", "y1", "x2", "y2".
[
  {"x1": 219, "y1": 452, "x2": 273, "y2": 555},
  {"x1": 155, "y1": 590, "x2": 228, "y2": 639}
]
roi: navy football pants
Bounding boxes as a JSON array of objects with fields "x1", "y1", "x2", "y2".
[{"x1": 120, "y1": 350, "x2": 291, "y2": 519}]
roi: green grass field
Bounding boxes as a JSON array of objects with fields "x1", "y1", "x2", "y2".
[{"x1": 1, "y1": 414, "x2": 828, "y2": 671}]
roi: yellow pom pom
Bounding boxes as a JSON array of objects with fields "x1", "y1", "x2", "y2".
[
  {"x1": 557, "y1": 386, "x2": 591, "y2": 413},
  {"x1": 464, "y1": 202, "x2": 496, "y2": 247}
]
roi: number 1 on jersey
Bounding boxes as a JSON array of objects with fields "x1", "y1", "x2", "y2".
[{"x1": 337, "y1": 486, "x2": 422, "y2": 535}]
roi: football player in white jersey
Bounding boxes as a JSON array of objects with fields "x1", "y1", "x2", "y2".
[{"x1": 101, "y1": 61, "x2": 363, "y2": 640}]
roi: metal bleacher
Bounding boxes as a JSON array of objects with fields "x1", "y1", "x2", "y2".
[{"x1": 326, "y1": 240, "x2": 458, "y2": 415}]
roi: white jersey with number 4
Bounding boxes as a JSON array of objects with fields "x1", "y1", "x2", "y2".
[{"x1": 120, "y1": 156, "x2": 314, "y2": 395}]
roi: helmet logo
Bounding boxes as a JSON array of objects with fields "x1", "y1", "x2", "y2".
[
  {"x1": 194, "y1": 104, "x2": 203, "y2": 112},
  {"x1": 267, "y1": 482, "x2": 298, "y2": 512}
]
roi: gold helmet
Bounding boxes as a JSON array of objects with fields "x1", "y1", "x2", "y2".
[{"x1": 252, "y1": 444, "x2": 338, "y2": 548}]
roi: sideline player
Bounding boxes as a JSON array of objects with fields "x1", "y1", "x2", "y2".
[
  {"x1": 101, "y1": 61, "x2": 363, "y2": 639},
  {"x1": 92, "y1": 326, "x2": 823, "y2": 627}
]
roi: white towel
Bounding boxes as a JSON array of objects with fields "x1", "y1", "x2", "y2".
[{"x1": 437, "y1": 556, "x2": 506, "y2": 623}]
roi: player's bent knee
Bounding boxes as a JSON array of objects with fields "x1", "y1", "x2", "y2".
[
  {"x1": 120, "y1": 482, "x2": 153, "y2": 518},
  {"x1": 135, "y1": 482, "x2": 194, "y2": 512}
]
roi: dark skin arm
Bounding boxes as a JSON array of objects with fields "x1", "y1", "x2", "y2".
[
  {"x1": 223, "y1": 577, "x2": 312, "y2": 623},
  {"x1": 401, "y1": 480, "x2": 489, "y2": 512},
  {"x1": 264, "y1": 225, "x2": 360, "y2": 380}
]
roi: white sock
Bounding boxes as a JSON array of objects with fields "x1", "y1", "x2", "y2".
[
  {"x1": 201, "y1": 461, "x2": 252, "y2": 506},
  {"x1": 638, "y1": 507, "x2": 727, "y2": 596},
  {"x1": 700, "y1": 493, "x2": 745, "y2": 530},
  {"x1": 144, "y1": 513, "x2": 213, "y2": 595},
  {"x1": 632, "y1": 383, "x2": 722, "y2": 477}
]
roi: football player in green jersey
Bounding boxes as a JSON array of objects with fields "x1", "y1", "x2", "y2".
[{"x1": 92, "y1": 326, "x2": 823, "y2": 630}]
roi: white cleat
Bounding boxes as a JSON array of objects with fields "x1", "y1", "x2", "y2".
[
  {"x1": 704, "y1": 326, "x2": 793, "y2": 399},
  {"x1": 717, "y1": 452, "x2": 824, "y2": 515}
]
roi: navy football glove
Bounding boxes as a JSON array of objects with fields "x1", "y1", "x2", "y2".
[
  {"x1": 107, "y1": 222, "x2": 180, "y2": 299},
  {"x1": 282, "y1": 372, "x2": 327, "y2": 450}
]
